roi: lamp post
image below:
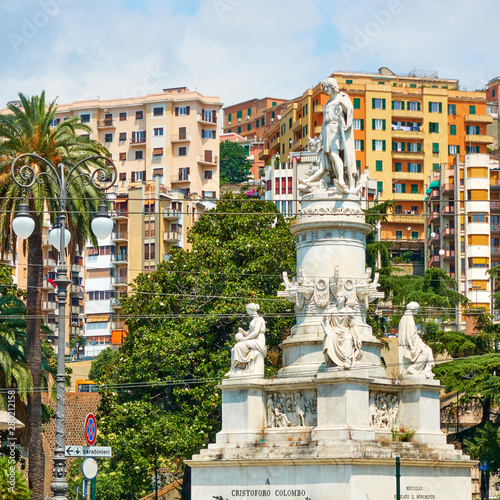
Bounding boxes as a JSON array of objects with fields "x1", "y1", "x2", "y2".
[{"x1": 10, "y1": 152, "x2": 116, "y2": 500}]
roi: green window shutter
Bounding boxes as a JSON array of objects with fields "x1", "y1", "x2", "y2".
[
  {"x1": 228, "y1": 113, "x2": 232, "y2": 122},
  {"x1": 237, "y1": 110, "x2": 242, "y2": 119},
  {"x1": 411, "y1": 184, "x2": 418, "y2": 194},
  {"x1": 361, "y1": 140, "x2": 364, "y2": 151},
  {"x1": 450, "y1": 124, "x2": 456, "y2": 135},
  {"x1": 377, "y1": 181, "x2": 383, "y2": 192},
  {"x1": 356, "y1": 160, "x2": 361, "y2": 169},
  {"x1": 407, "y1": 142, "x2": 411, "y2": 151},
  {"x1": 470, "y1": 105, "x2": 476, "y2": 114},
  {"x1": 466, "y1": 125, "x2": 470, "y2": 134},
  {"x1": 372, "y1": 98, "x2": 376, "y2": 109},
  {"x1": 354, "y1": 98, "x2": 360, "y2": 109},
  {"x1": 237, "y1": 126, "x2": 241, "y2": 134},
  {"x1": 247, "y1": 108, "x2": 252, "y2": 116},
  {"x1": 476, "y1": 126, "x2": 480, "y2": 135},
  {"x1": 289, "y1": 118, "x2": 292, "y2": 129},
  {"x1": 360, "y1": 119, "x2": 364, "y2": 130},
  {"x1": 372, "y1": 119, "x2": 376, "y2": 129},
  {"x1": 382, "y1": 119, "x2": 386, "y2": 130},
  {"x1": 346, "y1": 79, "x2": 353, "y2": 84},
  {"x1": 433, "y1": 143, "x2": 439, "y2": 153},
  {"x1": 457, "y1": 145, "x2": 460, "y2": 154},
  {"x1": 428, "y1": 102, "x2": 432, "y2": 113},
  {"x1": 382, "y1": 140, "x2": 386, "y2": 151},
  {"x1": 376, "y1": 160, "x2": 382, "y2": 172},
  {"x1": 435, "y1": 123, "x2": 439, "y2": 133},
  {"x1": 418, "y1": 164, "x2": 422, "y2": 172},
  {"x1": 372, "y1": 139, "x2": 376, "y2": 151},
  {"x1": 382, "y1": 99, "x2": 386, "y2": 110},
  {"x1": 417, "y1": 143, "x2": 421, "y2": 152},
  {"x1": 402, "y1": 142, "x2": 405, "y2": 151},
  {"x1": 401, "y1": 101, "x2": 405, "y2": 110},
  {"x1": 247, "y1": 124, "x2": 251, "y2": 131},
  {"x1": 417, "y1": 102, "x2": 421, "y2": 111},
  {"x1": 395, "y1": 162, "x2": 401, "y2": 172},
  {"x1": 391, "y1": 100, "x2": 395, "y2": 110},
  {"x1": 433, "y1": 163, "x2": 439, "y2": 171},
  {"x1": 439, "y1": 102, "x2": 442, "y2": 113},
  {"x1": 429, "y1": 123, "x2": 432, "y2": 133},
  {"x1": 402, "y1": 184, "x2": 406, "y2": 193}
]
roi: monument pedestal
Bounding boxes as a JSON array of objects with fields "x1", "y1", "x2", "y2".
[{"x1": 188, "y1": 190, "x2": 473, "y2": 499}]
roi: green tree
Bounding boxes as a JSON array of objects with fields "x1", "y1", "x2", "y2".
[
  {"x1": 88, "y1": 347, "x2": 119, "y2": 382},
  {"x1": 0, "y1": 455, "x2": 31, "y2": 499},
  {"x1": 92, "y1": 195, "x2": 295, "y2": 498},
  {"x1": 219, "y1": 140, "x2": 250, "y2": 183},
  {"x1": 0, "y1": 92, "x2": 110, "y2": 498}
]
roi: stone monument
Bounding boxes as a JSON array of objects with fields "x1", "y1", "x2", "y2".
[{"x1": 188, "y1": 77, "x2": 473, "y2": 500}]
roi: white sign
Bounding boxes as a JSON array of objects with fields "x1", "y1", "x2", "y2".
[
  {"x1": 65, "y1": 445, "x2": 112, "y2": 457},
  {"x1": 82, "y1": 458, "x2": 98, "y2": 480}
]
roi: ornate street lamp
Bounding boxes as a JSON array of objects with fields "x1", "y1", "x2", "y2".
[{"x1": 10, "y1": 152, "x2": 117, "y2": 500}]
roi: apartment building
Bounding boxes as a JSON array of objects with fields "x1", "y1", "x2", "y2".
[
  {"x1": 486, "y1": 77, "x2": 500, "y2": 151},
  {"x1": 222, "y1": 97, "x2": 288, "y2": 179},
  {"x1": 260, "y1": 68, "x2": 493, "y2": 264},
  {"x1": 426, "y1": 153, "x2": 500, "y2": 330}
]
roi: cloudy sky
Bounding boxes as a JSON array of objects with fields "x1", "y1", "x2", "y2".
[{"x1": 0, "y1": 0, "x2": 498, "y2": 109}]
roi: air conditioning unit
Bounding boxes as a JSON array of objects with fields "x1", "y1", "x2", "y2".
[
  {"x1": 247, "y1": 116, "x2": 251, "y2": 120},
  {"x1": 238, "y1": 118, "x2": 241, "y2": 122}
]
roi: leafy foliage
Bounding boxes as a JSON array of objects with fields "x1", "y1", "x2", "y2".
[
  {"x1": 88, "y1": 347, "x2": 120, "y2": 382},
  {"x1": 219, "y1": 140, "x2": 250, "y2": 184},
  {"x1": 90, "y1": 196, "x2": 296, "y2": 498},
  {"x1": 0, "y1": 455, "x2": 31, "y2": 499}
]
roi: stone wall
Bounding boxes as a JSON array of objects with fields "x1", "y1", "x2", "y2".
[{"x1": 41, "y1": 391, "x2": 101, "y2": 498}]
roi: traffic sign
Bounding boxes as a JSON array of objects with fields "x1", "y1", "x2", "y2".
[
  {"x1": 85, "y1": 413, "x2": 97, "y2": 446},
  {"x1": 65, "y1": 445, "x2": 112, "y2": 458},
  {"x1": 82, "y1": 458, "x2": 98, "y2": 480}
]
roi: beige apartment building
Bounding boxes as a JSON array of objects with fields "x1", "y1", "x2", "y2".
[{"x1": 6, "y1": 87, "x2": 222, "y2": 356}]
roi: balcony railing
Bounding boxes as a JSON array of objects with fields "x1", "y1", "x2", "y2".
[
  {"x1": 442, "y1": 205, "x2": 455, "y2": 215},
  {"x1": 197, "y1": 154, "x2": 217, "y2": 166},
  {"x1": 491, "y1": 223, "x2": 500, "y2": 232},
  {"x1": 171, "y1": 174, "x2": 190, "y2": 183},
  {"x1": 111, "y1": 231, "x2": 128, "y2": 241},
  {"x1": 111, "y1": 276, "x2": 127, "y2": 286},
  {"x1": 97, "y1": 119, "x2": 115, "y2": 128},
  {"x1": 163, "y1": 231, "x2": 182, "y2": 243},
  {"x1": 491, "y1": 202, "x2": 500, "y2": 210},
  {"x1": 171, "y1": 133, "x2": 191, "y2": 142},
  {"x1": 130, "y1": 137, "x2": 146, "y2": 145},
  {"x1": 198, "y1": 113, "x2": 217, "y2": 124},
  {"x1": 42, "y1": 301, "x2": 57, "y2": 311},
  {"x1": 163, "y1": 208, "x2": 181, "y2": 219},
  {"x1": 492, "y1": 247, "x2": 500, "y2": 255},
  {"x1": 110, "y1": 298, "x2": 121, "y2": 308},
  {"x1": 112, "y1": 209, "x2": 128, "y2": 218},
  {"x1": 441, "y1": 228, "x2": 455, "y2": 238},
  {"x1": 112, "y1": 254, "x2": 128, "y2": 264}
]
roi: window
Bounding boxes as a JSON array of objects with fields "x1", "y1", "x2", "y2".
[
  {"x1": 466, "y1": 145, "x2": 480, "y2": 153},
  {"x1": 396, "y1": 231, "x2": 403, "y2": 239},
  {"x1": 178, "y1": 146, "x2": 187, "y2": 156},
  {"x1": 353, "y1": 98, "x2": 360, "y2": 109},
  {"x1": 468, "y1": 257, "x2": 489, "y2": 268},
  {"x1": 175, "y1": 106, "x2": 190, "y2": 116},
  {"x1": 136, "y1": 110, "x2": 144, "y2": 120},
  {"x1": 202, "y1": 129, "x2": 216, "y2": 139},
  {"x1": 302, "y1": 104, "x2": 308, "y2": 116},
  {"x1": 466, "y1": 125, "x2": 480, "y2": 135},
  {"x1": 448, "y1": 104, "x2": 456, "y2": 115},
  {"x1": 202, "y1": 110, "x2": 216, "y2": 123},
  {"x1": 204, "y1": 170, "x2": 213, "y2": 179},
  {"x1": 392, "y1": 100, "x2": 404, "y2": 110},
  {"x1": 449, "y1": 124, "x2": 457, "y2": 136},
  {"x1": 288, "y1": 177, "x2": 293, "y2": 194},
  {"x1": 346, "y1": 79, "x2": 353, "y2": 84},
  {"x1": 393, "y1": 141, "x2": 405, "y2": 152},
  {"x1": 394, "y1": 162, "x2": 402, "y2": 172},
  {"x1": 429, "y1": 122, "x2": 439, "y2": 133},
  {"x1": 261, "y1": 117, "x2": 265, "y2": 126},
  {"x1": 353, "y1": 119, "x2": 364, "y2": 130},
  {"x1": 408, "y1": 163, "x2": 421, "y2": 173},
  {"x1": 132, "y1": 131, "x2": 146, "y2": 143},
  {"x1": 153, "y1": 107, "x2": 164, "y2": 117},
  {"x1": 80, "y1": 114, "x2": 90, "y2": 123},
  {"x1": 119, "y1": 152, "x2": 126, "y2": 161},
  {"x1": 275, "y1": 178, "x2": 279, "y2": 195},
  {"x1": 247, "y1": 123, "x2": 251, "y2": 131},
  {"x1": 395, "y1": 205, "x2": 403, "y2": 214},
  {"x1": 152, "y1": 148, "x2": 163, "y2": 157},
  {"x1": 135, "y1": 150, "x2": 143, "y2": 160},
  {"x1": 281, "y1": 177, "x2": 286, "y2": 194},
  {"x1": 244, "y1": 145, "x2": 250, "y2": 156},
  {"x1": 449, "y1": 145, "x2": 460, "y2": 155},
  {"x1": 432, "y1": 143, "x2": 439, "y2": 154},
  {"x1": 411, "y1": 231, "x2": 419, "y2": 240},
  {"x1": 272, "y1": 101, "x2": 277, "y2": 107},
  {"x1": 154, "y1": 127, "x2": 164, "y2": 136},
  {"x1": 289, "y1": 117, "x2": 293, "y2": 129},
  {"x1": 372, "y1": 119, "x2": 386, "y2": 130},
  {"x1": 469, "y1": 105, "x2": 476, "y2": 115},
  {"x1": 227, "y1": 113, "x2": 232, "y2": 123},
  {"x1": 433, "y1": 163, "x2": 440, "y2": 171},
  {"x1": 119, "y1": 172, "x2": 126, "y2": 180},
  {"x1": 135, "y1": 171, "x2": 144, "y2": 181},
  {"x1": 411, "y1": 184, "x2": 418, "y2": 194},
  {"x1": 393, "y1": 183, "x2": 406, "y2": 193},
  {"x1": 104, "y1": 133, "x2": 112, "y2": 142},
  {"x1": 50, "y1": 118, "x2": 60, "y2": 127},
  {"x1": 372, "y1": 98, "x2": 386, "y2": 110},
  {"x1": 468, "y1": 213, "x2": 487, "y2": 223},
  {"x1": 372, "y1": 140, "x2": 386, "y2": 151},
  {"x1": 428, "y1": 102, "x2": 442, "y2": 113},
  {"x1": 411, "y1": 206, "x2": 419, "y2": 214},
  {"x1": 119, "y1": 112, "x2": 127, "y2": 121},
  {"x1": 247, "y1": 107, "x2": 252, "y2": 117},
  {"x1": 406, "y1": 142, "x2": 421, "y2": 152},
  {"x1": 493, "y1": 89, "x2": 496, "y2": 98},
  {"x1": 376, "y1": 160, "x2": 382, "y2": 172},
  {"x1": 377, "y1": 181, "x2": 383, "y2": 193},
  {"x1": 237, "y1": 126, "x2": 241, "y2": 134},
  {"x1": 407, "y1": 101, "x2": 420, "y2": 111},
  {"x1": 354, "y1": 140, "x2": 364, "y2": 151}
]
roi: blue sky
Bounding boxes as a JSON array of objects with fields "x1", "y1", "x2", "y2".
[{"x1": 0, "y1": 0, "x2": 498, "y2": 109}]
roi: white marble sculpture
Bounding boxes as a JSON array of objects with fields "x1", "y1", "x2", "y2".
[
  {"x1": 322, "y1": 291, "x2": 361, "y2": 368},
  {"x1": 228, "y1": 303, "x2": 267, "y2": 375},
  {"x1": 299, "y1": 77, "x2": 358, "y2": 194},
  {"x1": 398, "y1": 301, "x2": 435, "y2": 379},
  {"x1": 266, "y1": 391, "x2": 317, "y2": 428},
  {"x1": 369, "y1": 393, "x2": 399, "y2": 428}
]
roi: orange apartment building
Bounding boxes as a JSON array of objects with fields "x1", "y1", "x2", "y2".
[{"x1": 260, "y1": 68, "x2": 493, "y2": 266}]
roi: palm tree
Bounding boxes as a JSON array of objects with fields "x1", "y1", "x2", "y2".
[{"x1": 0, "y1": 92, "x2": 111, "y2": 499}]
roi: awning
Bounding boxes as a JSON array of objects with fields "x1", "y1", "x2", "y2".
[
  {"x1": 0, "y1": 411, "x2": 24, "y2": 430},
  {"x1": 152, "y1": 148, "x2": 163, "y2": 156},
  {"x1": 429, "y1": 180, "x2": 440, "y2": 189},
  {"x1": 425, "y1": 187, "x2": 432, "y2": 194},
  {"x1": 86, "y1": 314, "x2": 109, "y2": 323},
  {"x1": 424, "y1": 196, "x2": 428, "y2": 201}
]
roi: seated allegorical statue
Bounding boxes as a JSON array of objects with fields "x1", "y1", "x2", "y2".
[
  {"x1": 322, "y1": 291, "x2": 361, "y2": 368},
  {"x1": 228, "y1": 303, "x2": 267, "y2": 375},
  {"x1": 398, "y1": 301, "x2": 434, "y2": 379}
]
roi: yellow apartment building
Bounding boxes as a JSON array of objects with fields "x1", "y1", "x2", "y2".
[{"x1": 261, "y1": 68, "x2": 493, "y2": 266}]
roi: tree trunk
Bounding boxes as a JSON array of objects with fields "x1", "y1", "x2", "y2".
[{"x1": 26, "y1": 213, "x2": 44, "y2": 500}]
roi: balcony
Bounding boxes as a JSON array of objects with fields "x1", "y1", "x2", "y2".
[
  {"x1": 429, "y1": 189, "x2": 440, "y2": 200},
  {"x1": 198, "y1": 113, "x2": 217, "y2": 125},
  {"x1": 314, "y1": 125, "x2": 322, "y2": 134},
  {"x1": 391, "y1": 128, "x2": 424, "y2": 140},
  {"x1": 171, "y1": 174, "x2": 191, "y2": 184},
  {"x1": 163, "y1": 208, "x2": 181, "y2": 220},
  {"x1": 70, "y1": 284, "x2": 83, "y2": 294},
  {"x1": 392, "y1": 151, "x2": 425, "y2": 161},
  {"x1": 43, "y1": 258, "x2": 56, "y2": 268},
  {"x1": 429, "y1": 233, "x2": 439, "y2": 245},
  {"x1": 111, "y1": 276, "x2": 128, "y2": 287},
  {"x1": 130, "y1": 137, "x2": 146, "y2": 146},
  {"x1": 442, "y1": 227, "x2": 455, "y2": 238},
  {"x1": 492, "y1": 247, "x2": 500, "y2": 255},
  {"x1": 442, "y1": 183, "x2": 454, "y2": 194},
  {"x1": 392, "y1": 171, "x2": 424, "y2": 181},
  {"x1": 171, "y1": 133, "x2": 191, "y2": 143},
  {"x1": 429, "y1": 211, "x2": 440, "y2": 223},
  {"x1": 163, "y1": 231, "x2": 182, "y2": 244},
  {"x1": 111, "y1": 321, "x2": 125, "y2": 330},
  {"x1": 386, "y1": 214, "x2": 424, "y2": 225},
  {"x1": 72, "y1": 263, "x2": 83, "y2": 273},
  {"x1": 491, "y1": 223, "x2": 500, "y2": 232},
  {"x1": 111, "y1": 231, "x2": 128, "y2": 242},
  {"x1": 270, "y1": 136, "x2": 280, "y2": 151},
  {"x1": 313, "y1": 104, "x2": 324, "y2": 113},
  {"x1": 443, "y1": 250, "x2": 455, "y2": 260},
  {"x1": 112, "y1": 254, "x2": 128, "y2": 265},
  {"x1": 71, "y1": 306, "x2": 82, "y2": 315},
  {"x1": 112, "y1": 209, "x2": 128, "y2": 219},
  {"x1": 97, "y1": 119, "x2": 115, "y2": 128},
  {"x1": 428, "y1": 255, "x2": 441, "y2": 267},
  {"x1": 42, "y1": 279, "x2": 52, "y2": 290},
  {"x1": 442, "y1": 205, "x2": 455, "y2": 216},
  {"x1": 464, "y1": 114, "x2": 493, "y2": 124},
  {"x1": 197, "y1": 152, "x2": 217, "y2": 166},
  {"x1": 42, "y1": 301, "x2": 57, "y2": 311},
  {"x1": 46, "y1": 323, "x2": 57, "y2": 334},
  {"x1": 110, "y1": 298, "x2": 121, "y2": 309},
  {"x1": 491, "y1": 201, "x2": 500, "y2": 210},
  {"x1": 392, "y1": 108, "x2": 423, "y2": 119},
  {"x1": 464, "y1": 134, "x2": 493, "y2": 145},
  {"x1": 259, "y1": 148, "x2": 270, "y2": 161}
]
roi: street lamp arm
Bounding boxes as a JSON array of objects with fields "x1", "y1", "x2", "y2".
[
  {"x1": 64, "y1": 155, "x2": 117, "y2": 194},
  {"x1": 10, "y1": 151, "x2": 62, "y2": 192}
]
